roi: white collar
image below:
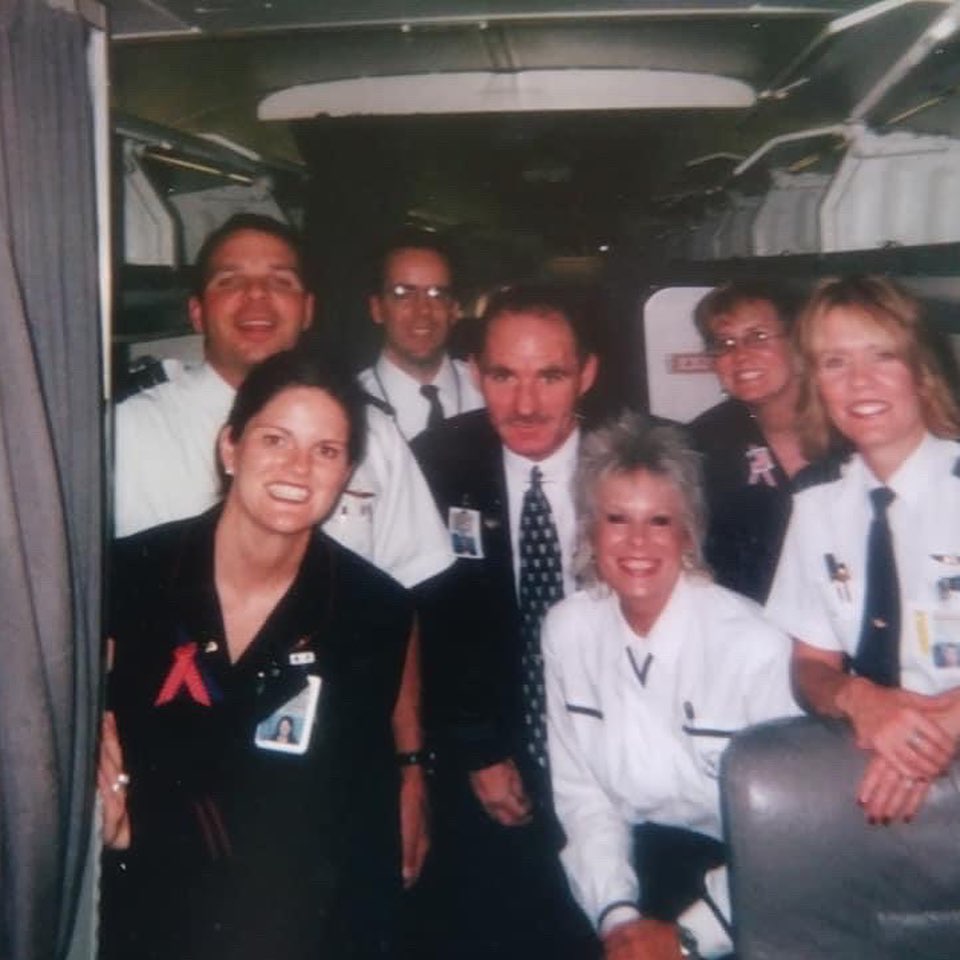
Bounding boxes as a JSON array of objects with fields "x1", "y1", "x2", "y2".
[
  {"x1": 616, "y1": 574, "x2": 710, "y2": 692},
  {"x1": 198, "y1": 360, "x2": 239, "y2": 401},
  {"x1": 502, "y1": 426, "x2": 580, "y2": 488},
  {"x1": 375, "y1": 351, "x2": 458, "y2": 396},
  {"x1": 853, "y1": 432, "x2": 955, "y2": 508}
]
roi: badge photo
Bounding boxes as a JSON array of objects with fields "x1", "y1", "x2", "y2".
[
  {"x1": 254, "y1": 675, "x2": 321, "y2": 755},
  {"x1": 933, "y1": 641, "x2": 960, "y2": 669},
  {"x1": 449, "y1": 506, "x2": 484, "y2": 559}
]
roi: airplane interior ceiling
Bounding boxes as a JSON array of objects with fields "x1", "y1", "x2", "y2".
[{"x1": 105, "y1": 0, "x2": 960, "y2": 256}]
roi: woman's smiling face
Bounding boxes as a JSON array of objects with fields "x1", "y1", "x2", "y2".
[
  {"x1": 811, "y1": 305, "x2": 925, "y2": 477},
  {"x1": 219, "y1": 385, "x2": 352, "y2": 537},
  {"x1": 592, "y1": 468, "x2": 690, "y2": 636},
  {"x1": 708, "y1": 298, "x2": 797, "y2": 410}
]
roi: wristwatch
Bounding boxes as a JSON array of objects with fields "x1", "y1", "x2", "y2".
[
  {"x1": 677, "y1": 925, "x2": 701, "y2": 959},
  {"x1": 396, "y1": 748, "x2": 435, "y2": 769}
]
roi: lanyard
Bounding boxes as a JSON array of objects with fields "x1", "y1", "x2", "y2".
[{"x1": 372, "y1": 360, "x2": 463, "y2": 442}]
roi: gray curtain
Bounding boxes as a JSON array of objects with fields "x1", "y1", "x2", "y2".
[{"x1": 0, "y1": 1, "x2": 103, "y2": 957}]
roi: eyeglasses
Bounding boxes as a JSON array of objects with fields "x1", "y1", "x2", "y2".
[
  {"x1": 385, "y1": 283, "x2": 454, "y2": 305},
  {"x1": 707, "y1": 328, "x2": 785, "y2": 357}
]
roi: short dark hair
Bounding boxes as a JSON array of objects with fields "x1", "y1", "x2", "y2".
[
  {"x1": 371, "y1": 227, "x2": 457, "y2": 295},
  {"x1": 478, "y1": 282, "x2": 597, "y2": 363},
  {"x1": 693, "y1": 279, "x2": 800, "y2": 345},
  {"x1": 224, "y1": 348, "x2": 367, "y2": 470},
  {"x1": 191, "y1": 214, "x2": 308, "y2": 298}
]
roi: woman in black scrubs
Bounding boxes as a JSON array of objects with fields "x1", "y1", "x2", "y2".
[
  {"x1": 99, "y1": 350, "x2": 416, "y2": 960},
  {"x1": 688, "y1": 281, "x2": 808, "y2": 602}
]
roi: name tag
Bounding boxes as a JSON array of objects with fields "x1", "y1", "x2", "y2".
[
  {"x1": 254, "y1": 675, "x2": 321, "y2": 755},
  {"x1": 449, "y1": 507, "x2": 484, "y2": 559}
]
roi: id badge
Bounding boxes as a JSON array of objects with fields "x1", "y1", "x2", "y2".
[
  {"x1": 926, "y1": 611, "x2": 960, "y2": 669},
  {"x1": 254, "y1": 675, "x2": 321, "y2": 755},
  {"x1": 449, "y1": 507, "x2": 484, "y2": 559}
]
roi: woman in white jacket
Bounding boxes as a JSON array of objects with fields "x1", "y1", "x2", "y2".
[{"x1": 544, "y1": 412, "x2": 798, "y2": 960}]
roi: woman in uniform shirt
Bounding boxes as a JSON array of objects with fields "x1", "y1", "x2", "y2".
[
  {"x1": 688, "y1": 281, "x2": 808, "y2": 602},
  {"x1": 543, "y1": 412, "x2": 797, "y2": 960},
  {"x1": 98, "y1": 350, "x2": 420, "y2": 960},
  {"x1": 767, "y1": 276, "x2": 960, "y2": 826}
]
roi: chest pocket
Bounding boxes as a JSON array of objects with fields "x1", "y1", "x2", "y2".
[
  {"x1": 563, "y1": 702, "x2": 609, "y2": 780},
  {"x1": 326, "y1": 490, "x2": 375, "y2": 558},
  {"x1": 682, "y1": 715, "x2": 736, "y2": 780}
]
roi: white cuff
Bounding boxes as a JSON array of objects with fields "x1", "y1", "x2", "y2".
[
  {"x1": 678, "y1": 866, "x2": 732, "y2": 958},
  {"x1": 598, "y1": 904, "x2": 642, "y2": 936}
]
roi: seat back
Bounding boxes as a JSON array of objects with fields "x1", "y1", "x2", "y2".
[{"x1": 722, "y1": 716, "x2": 960, "y2": 960}]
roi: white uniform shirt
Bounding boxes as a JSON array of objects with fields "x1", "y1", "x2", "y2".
[
  {"x1": 115, "y1": 363, "x2": 230, "y2": 534},
  {"x1": 767, "y1": 432, "x2": 960, "y2": 694},
  {"x1": 114, "y1": 361, "x2": 453, "y2": 588},
  {"x1": 544, "y1": 578, "x2": 798, "y2": 956},
  {"x1": 503, "y1": 429, "x2": 579, "y2": 596},
  {"x1": 358, "y1": 353, "x2": 484, "y2": 441}
]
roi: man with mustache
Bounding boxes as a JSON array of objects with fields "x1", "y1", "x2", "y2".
[{"x1": 411, "y1": 284, "x2": 599, "y2": 960}]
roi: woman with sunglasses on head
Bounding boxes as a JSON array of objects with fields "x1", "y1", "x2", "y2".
[
  {"x1": 98, "y1": 350, "x2": 420, "y2": 960},
  {"x1": 688, "y1": 281, "x2": 808, "y2": 602},
  {"x1": 767, "y1": 276, "x2": 960, "y2": 825}
]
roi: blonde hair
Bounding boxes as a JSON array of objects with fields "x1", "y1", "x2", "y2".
[
  {"x1": 794, "y1": 276, "x2": 960, "y2": 459},
  {"x1": 573, "y1": 411, "x2": 709, "y2": 589}
]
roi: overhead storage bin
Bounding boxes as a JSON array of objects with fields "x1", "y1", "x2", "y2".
[
  {"x1": 821, "y1": 129, "x2": 960, "y2": 251},
  {"x1": 753, "y1": 170, "x2": 830, "y2": 256}
]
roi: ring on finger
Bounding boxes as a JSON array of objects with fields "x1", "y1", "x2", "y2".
[
  {"x1": 110, "y1": 772, "x2": 131, "y2": 793},
  {"x1": 907, "y1": 731, "x2": 923, "y2": 750}
]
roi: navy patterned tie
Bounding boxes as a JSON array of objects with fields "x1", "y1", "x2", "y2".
[
  {"x1": 420, "y1": 384, "x2": 444, "y2": 431},
  {"x1": 854, "y1": 487, "x2": 901, "y2": 687},
  {"x1": 518, "y1": 466, "x2": 565, "y2": 768}
]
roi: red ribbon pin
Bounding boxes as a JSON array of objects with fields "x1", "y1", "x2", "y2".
[{"x1": 154, "y1": 643, "x2": 212, "y2": 707}]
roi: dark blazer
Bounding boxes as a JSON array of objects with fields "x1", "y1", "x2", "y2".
[
  {"x1": 411, "y1": 409, "x2": 529, "y2": 775},
  {"x1": 411, "y1": 411, "x2": 600, "y2": 960}
]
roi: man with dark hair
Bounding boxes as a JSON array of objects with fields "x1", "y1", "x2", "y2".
[
  {"x1": 410, "y1": 283, "x2": 599, "y2": 960},
  {"x1": 190, "y1": 212, "x2": 308, "y2": 299},
  {"x1": 116, "y1": 215, "x2": 450, "y2": 594},
  {"x1": 359, "y1": 229, "x2": 483, "y2": 440}
]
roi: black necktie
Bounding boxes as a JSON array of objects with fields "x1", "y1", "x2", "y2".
[
  {"x1": 854, "y1": 487, "x2": 901, "y2": 687},
  {"x1": 518, "y1": 466, "x2": 564, "y2": 768},
  {"x1": 420, "y1": 384, "x2": 444, "y2": 431}
]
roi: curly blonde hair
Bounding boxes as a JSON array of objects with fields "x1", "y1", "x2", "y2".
[{"x1": 573, "y1": 411, "x2": 709, "y2": 589}]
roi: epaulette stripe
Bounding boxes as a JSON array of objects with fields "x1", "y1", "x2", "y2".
[
  {"x1": 361, "y1": 391, "x2": 395, "y2": 418},
  {"x1": 792, "y1": 448, "x2": 850, "y2": 494}
]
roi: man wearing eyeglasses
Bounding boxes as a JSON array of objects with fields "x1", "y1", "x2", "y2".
[
  {"x1": 687, "y1": 280, "x2": 808, "y2": 603},
  {"x1": 359, "y1": 230, "x2": 484, "y2": 441}
]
